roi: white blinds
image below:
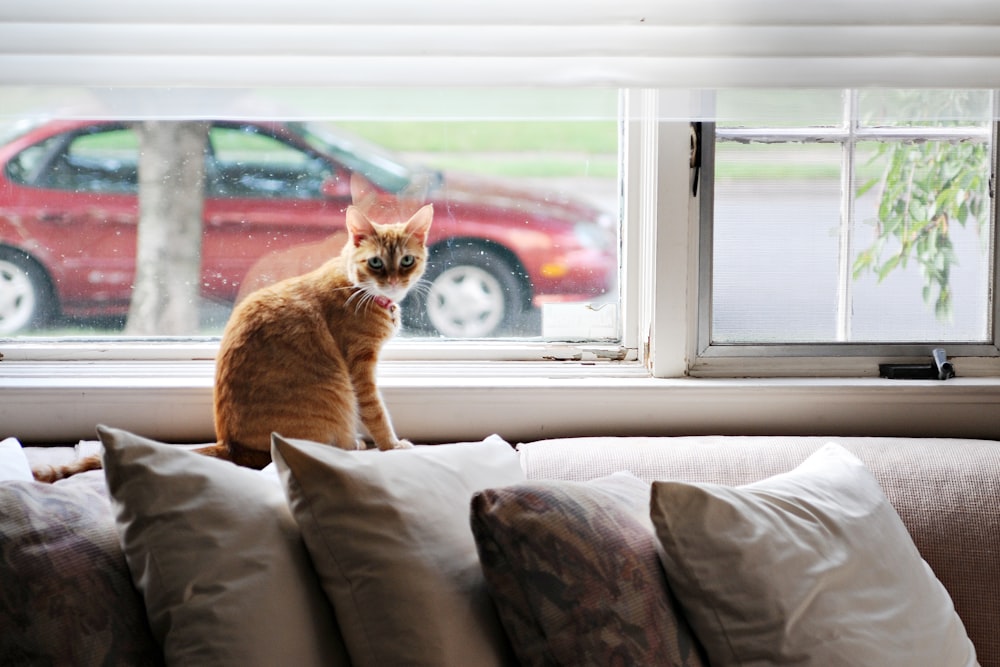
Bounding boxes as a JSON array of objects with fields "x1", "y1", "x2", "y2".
[{"x1": 3, "y1": 0, "x2": 1000, "y2": 88}]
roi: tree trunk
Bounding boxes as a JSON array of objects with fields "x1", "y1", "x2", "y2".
[{"x1": 125, "y1": 121, "x2": 209, "y2": 335}]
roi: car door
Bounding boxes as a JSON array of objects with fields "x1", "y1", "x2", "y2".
[{"x1": 10, "y1": 124, "x2": 142, "y2": 311}]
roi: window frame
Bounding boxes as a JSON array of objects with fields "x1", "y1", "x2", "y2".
[
  {"x1": 5, "y1": 89, "x2": 1000, "y2": 446},
  {"x1": 6, "y1": 1, "x2": 1000, "y2": 444},
  {"x1": 688, "y1": 94, "x2": 1000, "y2": 378}
]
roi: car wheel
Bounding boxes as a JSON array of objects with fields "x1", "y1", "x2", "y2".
[
  {"x1": 0, "y1": 248, "x2": 55, "y2": 335},
  {"x1": 405, "y1": 244, "x2": 528, "y2": 338}
]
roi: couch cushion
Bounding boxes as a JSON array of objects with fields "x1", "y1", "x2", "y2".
[
  {"x1": 272, "y1": 433, "x2": 523, "y2": 667},
  {"x1": 0, "y1": 471, "x2": 162, "y2": 667},
  {"x1": 471, "y1": 472, "x2": 707, "y2": 667},
  {"x1": 518, "y1": 434, "x2": 1000, "y2": 666},
  {"x1": 650, "y1": 443, "x2": 976, "y2": 666},
  {"x1": 99, "y1": 426, "x2": 349, "y2": 667}
]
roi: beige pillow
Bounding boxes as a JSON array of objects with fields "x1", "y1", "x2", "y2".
[
  {"x1": 271, "y1": 433, "x2": 524, "y2": 667},
  {"x1": 650, "y1": 442, "x2": 978, "y2": 667},
  {"x1": 98, "y1": 425, "x2": 350, "y2": 667},
  {"x1": 0, "y1": 437, "x2": 32, "y2": 481}
]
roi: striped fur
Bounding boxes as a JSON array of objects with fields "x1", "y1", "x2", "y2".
[{"x1": 212, "y1": 203, "x2": 433, "y2": 465}]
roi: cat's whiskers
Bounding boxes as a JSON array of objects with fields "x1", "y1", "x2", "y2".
[
  {"x1": 407, "y1": 278, "x2": 433, "y2": 300},
  {"x1": 347, "y1": 287, "x2": 388, "y2": 315},
  {"x1": 345, "y1": 288, "x2": 371, "y2": 312}
]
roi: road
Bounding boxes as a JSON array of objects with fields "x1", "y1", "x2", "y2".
[{"x1": 713, "y1": 179, "x2": 990, "y2": 344}]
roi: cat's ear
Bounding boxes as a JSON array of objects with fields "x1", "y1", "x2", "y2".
[
  {"x1": 405, "y1": 204, "x2": 434, "y2": 241},
  {"x1": 346, "y1": 206, "x2": 377, "y2": 247},
  {"x1": 350, "y1": 172, "x2": 377, "y2": 208}
]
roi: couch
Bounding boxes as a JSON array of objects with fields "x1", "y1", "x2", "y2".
[{"x1": 1, "y1": 430, "x2": 996, "y2": 666}]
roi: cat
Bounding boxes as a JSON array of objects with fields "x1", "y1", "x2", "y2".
[
  {"x1": 32, "y1": 199, "x2": 433, "y2": 481},
  {"x1": 208, "y1": 201, "x2": 433, "y2": 467}
]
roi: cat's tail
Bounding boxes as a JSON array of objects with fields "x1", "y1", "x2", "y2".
[
  {"x1": 30, "y1": 440, "x2": 269, "y2": 483},
  {"x1": 32, "y1": 454, "x2": 103, "y2": 483},
  {"x1": 192, "y1": 442, "x2": 231, "y2": 460},
  {"x1": 196, "y1": 440, "x2": 272, "y2": 470}
]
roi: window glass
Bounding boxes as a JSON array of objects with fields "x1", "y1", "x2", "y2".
[
  {"x1": 0, "y1": 89, "x2": 619, "y2": 342},
  {"x1": 6, "y1": 135, "x2": 64, "y2": 187},
  {"x1": 716, "y1": 89, "x2": 845, "y2": 129},
  {"x1": 709, "y1": 89, "x2": 994, "y2": 346},
  {"x1": 208, "y1": 125, "x2": 331, "y2": 199},
  {"x1": 712, "y1": 142, "x2": 843, "y2": 343},
  {"x1": 9, "y1": 126, "x2": 139, "y2": 194},
  {"x1": 857, "y1": 90, "x2": 993, "y2": 128}
]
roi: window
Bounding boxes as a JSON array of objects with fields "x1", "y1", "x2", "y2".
[
  {"x1": 0, "y1": 90, "x2": 620, "y2": 342},
  {"x1": 693, "y1": 89, "x2": 999, "y2": 374},
  {"x1": 4, "y1": 3, "x2": 1000, "y2": 445},
  {"x1": 8, "y1": 126, "x2": 140, "y2": 194},
  {"x1": 208, "y1": 125, "x2": 331, "y2": 200}
]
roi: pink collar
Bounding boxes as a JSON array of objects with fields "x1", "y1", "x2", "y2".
[{"x1": 374, "y1": 295, "x2": 394, "y2": 310}]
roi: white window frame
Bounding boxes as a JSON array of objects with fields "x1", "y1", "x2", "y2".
[
  {"x1": 5, "y1": 90, "x2": 1000, "y2": 445},
  {"x1": 691, "y1": 92, "x2": 1000, "y2": 378},
  {"x1": 5, "y1": 3, "x2": 1000, "y2": 445}
]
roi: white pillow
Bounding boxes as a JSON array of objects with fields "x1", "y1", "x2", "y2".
[
  {"x1": 650, "y1": 442, "x2": 978, "y2": 667},
  {"x1": 0, "y1": 437, "x2": 33, "y2": 482},
  {"x1": 98, "y1": 425, "x2": 350, "y2": 667},
  {"x1": 272, "y1": 433, "x2": 524, "y2": 667}
]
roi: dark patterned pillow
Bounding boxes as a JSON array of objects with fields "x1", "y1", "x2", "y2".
[
  {"x1": 0, "y1": 473, "x2": 162, "y2": 667},
  {"x1": 470, "y1": 472, "x2": 707, "y2": 667}
]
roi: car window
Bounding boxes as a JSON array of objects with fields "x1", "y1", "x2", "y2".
[
  {"x1": 5, "y1": 134, "x2": 63, "y2": 186},
  {"x1": 288, "y1": 121, "x2": 414, "y2": 194},
  {"x1": 38, "y1": 128, "x2": 140, "y2": 194},
  {"x1": 207, "y1": 126, "x2": 333, "y2": 199}
]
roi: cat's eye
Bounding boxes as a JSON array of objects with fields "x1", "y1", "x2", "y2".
[
  {"x1": 367, "y1": 257, "x2": 385, "y2": 271},
  {"x1": 400, "y1": 255, "x2": 416, "y2": 268}
]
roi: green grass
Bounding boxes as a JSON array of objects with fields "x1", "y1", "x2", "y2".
[
  {"x1": 337, "y1": 120, "x2": 617, "y2": 154},
  {"x1": 420, "y1": 154, "x2": 618, "y2": 179},
  {"x1": 337, "y1": 120, "x2": 619, "y2": 179}
]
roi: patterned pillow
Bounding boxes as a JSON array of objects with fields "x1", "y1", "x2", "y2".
[
  {"x1": 470, "y1": 472, "x2": 707, "y2": 667},
  {"x1": 0, "y1": 473, "x2": 162, "y2": 667}
]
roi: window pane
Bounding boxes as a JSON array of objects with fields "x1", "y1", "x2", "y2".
[
  {"x1": 850, "y1": 140, "x2": 991, "y2": 341},
  {"x1": 712, "y1": 143, "x2": 843, "y2": 343},
  {"x1": 711, "y1": 89, "x2": 994, "y2": 346},
  {"x1": 0, "y1": 88, "x2": 619, "y2": 342},
  {"x1": 717, "y1": 89, "x2": 845, "y2": 129},
  {"x1": 857, "y1": 90, "x2": 993, "y2": 128}
]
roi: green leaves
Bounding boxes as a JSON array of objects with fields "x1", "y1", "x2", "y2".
[{"x1": 852, "y1": 138, "x2": 989, "y2": 321}]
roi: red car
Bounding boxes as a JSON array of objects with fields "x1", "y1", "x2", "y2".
[{"x1": 0, "y1": 119, "x2": 615, "y2": 337}]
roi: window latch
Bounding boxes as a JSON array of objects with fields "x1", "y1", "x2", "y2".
[
  {"x1": 690, "y1": 122, "x2": 702, "y2": 197},
  {"x1": 879, "y1": 348, "x2": 955, "y2": 381}
]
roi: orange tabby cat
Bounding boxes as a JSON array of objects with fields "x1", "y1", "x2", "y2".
[
  {"x1": 32, "y1": 202, "x2": 432, "y2": 480},
  {"x1": 210, "y1": 202, "x2": 432, "y2": 468}
]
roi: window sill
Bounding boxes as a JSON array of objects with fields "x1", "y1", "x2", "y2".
[{"x1": 2, "y1": 358, "x2": 1000, "y2": 445}]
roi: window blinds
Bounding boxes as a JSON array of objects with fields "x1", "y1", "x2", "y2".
[{"x1": 2, "y1": 0, "x2": 1000, "y2": 88}]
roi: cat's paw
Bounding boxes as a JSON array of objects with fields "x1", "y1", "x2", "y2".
[{"x1": 378, "y1": 438, "x2": 413, "y2": 451}]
